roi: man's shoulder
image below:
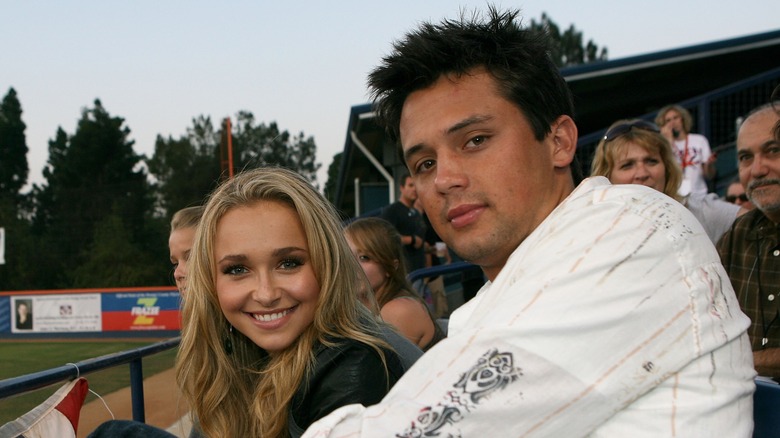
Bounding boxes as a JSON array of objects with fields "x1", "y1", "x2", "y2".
[
  {"x1": 717, "y1": 208, "x2": 770, "y2": 252},
  {"x1": 381, "y1": 201, "x2": 406, "y2": 215},
  {"x1": 730, "y1": 208, "x2": 770, "y2": 234},
  {"x1": 553, "y1": 178, "x2": 704, "y2": 246},
  {"x1": 569, "y1": 177, "x2": 679, "y2": 211}
]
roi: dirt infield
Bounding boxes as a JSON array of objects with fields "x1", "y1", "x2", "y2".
[{"x1": 78, "y1": 367, "x2": 190, "y2": 438}]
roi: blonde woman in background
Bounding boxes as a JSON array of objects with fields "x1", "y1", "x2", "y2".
[{"x1": 591, "y1": 119, "x2": 747, "y2": 243}]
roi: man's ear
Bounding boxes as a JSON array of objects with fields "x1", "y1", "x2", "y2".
[{"x1": 549, "y1": 115, "x2": 578, "y2": 169}]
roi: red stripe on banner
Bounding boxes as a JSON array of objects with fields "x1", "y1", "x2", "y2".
[
  {"x1": 56, "y1": 378, "x2": 89, "y2": 433},
  {"x1": 102, "y1": 310, "x2": 181, "y2": 331}
]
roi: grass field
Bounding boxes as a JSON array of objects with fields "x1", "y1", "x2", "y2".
[{"x1": 0, "y1": 340, "x2": 178, "y2": 424}]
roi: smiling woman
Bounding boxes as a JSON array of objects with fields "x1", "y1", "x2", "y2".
[
  {"x1": 214, "y1": 200, "x2": 322, "y2": 355},
  {"x1": 177, "y1": 167, "x2": 411, "y2": 437},
  {"x1": 89, "y1": 167, "x2": 415, "y2": 438}
]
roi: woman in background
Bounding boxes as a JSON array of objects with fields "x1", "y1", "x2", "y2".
[
  {"x1": 168, "y1": 205, "x2": 205, "y2": 297},
  {"x1": 345, "y1": 217, "x2": 445, "y2": 351},
  {"x1": 591, "y1": 119, "x2": 746, "y2": 244}
]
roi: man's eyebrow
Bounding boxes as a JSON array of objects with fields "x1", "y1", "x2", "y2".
[
  {"x1": 740, "y1": 139, "x2": 779, "y2": 153},
  {"x1": 446, "y1": 115, "x2": 493, "y2": 135},
  {"x1": 403, "y1": 115, "x2": 494, "y2": 164},
  {"x1": 760, "y1": 139, "x2": 780, "y2": 149}
]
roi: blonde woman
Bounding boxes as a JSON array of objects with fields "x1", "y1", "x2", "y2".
[
  {"x1": 590, "y1": 119, "x2": 746, "y2": 243},
  {"x1": 345, "y1": 217, "x2": 445, "y2": 351},
  {"x1": 175, "y1": 167, "x2": 406, "y2": 437}
]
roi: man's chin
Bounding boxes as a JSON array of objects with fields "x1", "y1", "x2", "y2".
[{"x1": 751, "y1": 195, "x2": 780, "y2": 217}]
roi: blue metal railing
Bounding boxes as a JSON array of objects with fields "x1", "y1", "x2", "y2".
[
  {"x1": 0, "y1": 336, "x2": 180, "y2": 423},
  {"x1": 407, "y1": 261, "x2": 476, "y2": 283},
  {"x1": 0, "y1": 263, "x2": 478, "y2": 426}
]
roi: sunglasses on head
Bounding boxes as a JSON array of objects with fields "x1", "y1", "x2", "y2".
[
  {"x1": 603, "y1": 120, "x2": 660, "y2": 142},
  {"x1": 726, "y1": 194, "x2": 749, "y2": 203}
]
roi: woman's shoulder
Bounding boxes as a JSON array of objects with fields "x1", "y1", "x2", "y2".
[
  {"x1": 291, "y1": 336, "x2": 405, "y2": 433},
  {"x1": 315, "y1": 337, "x2": 383, "y2": 363},
  {"x1": 314, "y1": 336, "x2": 404, "y2": 379},
  {"x1": 382, "y1": 295, "x2": 428, "y2": 315}
]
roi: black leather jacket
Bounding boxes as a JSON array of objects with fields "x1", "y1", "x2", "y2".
[{"x1": 288, "y1": 338, "x2": 405, "y2": 437}]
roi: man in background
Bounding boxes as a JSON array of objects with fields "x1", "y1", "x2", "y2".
[
  {"x1": 380, "y1": 171, "x2": 426, "y2": 272},
  {"x1": 717, "y1": 102, "x2": 780, "y2": 379},
  {"x1": 725, "y1": 177, "x2": 755, "y2": 210}
]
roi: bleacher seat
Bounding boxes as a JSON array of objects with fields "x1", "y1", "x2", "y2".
[{"x1": 753, "y1": 378, "x2": 780, "y2": 438}]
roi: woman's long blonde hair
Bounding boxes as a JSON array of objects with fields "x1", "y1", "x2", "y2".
[
  {"x1": 176, "y1": 167, "x2": 390, "y2": 437},
  {"x1": 590, "y1": 119, "x2": 683, "y2": 201}
]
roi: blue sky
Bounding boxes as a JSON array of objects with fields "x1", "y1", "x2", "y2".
[{"x1": 2, "y1": 0, "x2": 778, "y2": 188}]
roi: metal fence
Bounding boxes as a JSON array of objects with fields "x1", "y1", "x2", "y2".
[{"x1": 0, "y1": 336, "x2": 180, "y2": 423}]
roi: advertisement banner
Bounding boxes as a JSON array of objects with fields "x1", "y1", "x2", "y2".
[
  {"x1": 11, "y1": 294, "x2": 101, "y2": 333},
  {"x1": 101, "y1": 290, "x2": 181, "y2": 331}
]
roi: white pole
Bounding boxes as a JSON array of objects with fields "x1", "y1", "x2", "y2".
[{"x1": 0, "y1": 227, "x2": 5, "y2": 265}]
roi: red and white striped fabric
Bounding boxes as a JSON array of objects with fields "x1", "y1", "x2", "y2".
[{"x1": 0, "y1": 377, "x2": 88, "y2": 438}]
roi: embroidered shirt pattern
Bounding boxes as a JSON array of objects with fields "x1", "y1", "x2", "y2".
[{"x1": 397, "y1": 349, "x2": 522, "y2": 437}]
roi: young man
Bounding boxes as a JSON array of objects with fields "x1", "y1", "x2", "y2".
[
  {"x1": 717, "y1": 103, "x2": 780, "y2": 379},
  {"x1": 380, "y1": 172, "x2": 427, "y2": 272},
  {"x1": 304, "y1": 8, "x2": 754, "y2": 437}
]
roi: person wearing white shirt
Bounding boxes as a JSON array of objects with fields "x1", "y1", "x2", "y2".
[
  {"x1": 303, "y1": 7, "x2": 755, "y2": 437},
  {"x1": 655, "y1": 104, "x2": 716, "y2": 197}
]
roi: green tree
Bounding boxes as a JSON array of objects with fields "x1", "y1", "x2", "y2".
[
  {"x1": 528, "y1": 13, "x2": 608, "y2": 67},
  {"x1": 146, "y1": 115, "x2": 223, "y2": 217},
  {"x1": 0, "y1": 87, "x2": 34, "y2": 290},
  {"x1": 0, "y1": 195, "x2": 38, "y2": 291},
  {"x1": 148, "y1": 112, "x2": 320, "y2": 221},
  {"x1": 31, "y1": 99, "x2": 164, "y2": 288},
  {"x1": 232, "y1": 111, "x2": 321, "y2": 187},
  {"x1": 323, "y1": 152, "x2": 342, "y2": 204},
  {"x1": 0, "y1": 88, "x2": 29, "y2": 206},
  {"x1": 72, "y1": 211, "x2": 162, "y2": 287}
]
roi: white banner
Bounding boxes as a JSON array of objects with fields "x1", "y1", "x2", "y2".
[{"x1": 11, "y1": 294, "x2": 102, "y2": 333}]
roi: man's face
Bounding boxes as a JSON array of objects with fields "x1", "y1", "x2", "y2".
[
  {"x1": 399, "y1": 176, "x2": 417, "y2": 205},
  {"x1": 400, "y1": 70, "x2": 574, "y2": 280},
  {"x1": 737, "y1": 108, "x2": 780, "y2": 222}
]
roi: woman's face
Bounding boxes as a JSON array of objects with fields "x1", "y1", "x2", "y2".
[
  {"x1": 214, "y1": 200, "x2": 320, "y2": 355},
  {"x1": 345, "y1": 235, "x2": 390, "y2": 295},
  {"x1": 609, "y1": 142, "x2": 667, "y2": 193},
  {"x1": 169, "y1": 226, "x2": 196, "y2": 294}
]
